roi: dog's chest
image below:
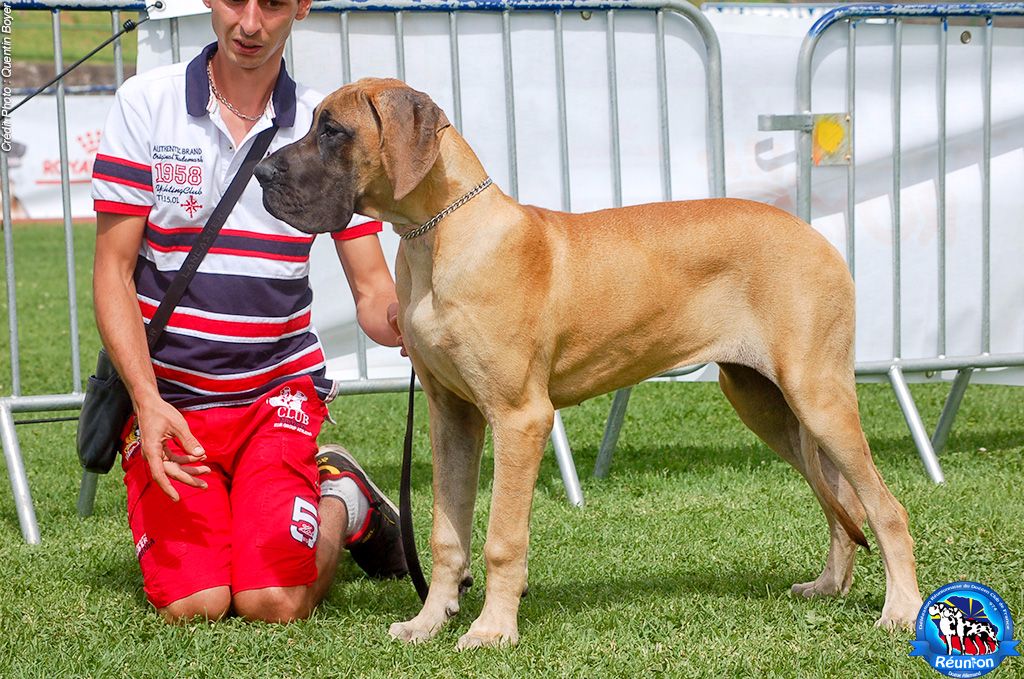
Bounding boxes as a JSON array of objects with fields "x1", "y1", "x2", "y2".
[
  {"x1": 405, "y1": 293, "x2": 477, "y2": 396},
  {"x1": 407, "y1": 297, "x2": 447, "y2": 350}
]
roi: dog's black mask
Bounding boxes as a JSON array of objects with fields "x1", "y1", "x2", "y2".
[{"x1": 255, "y1": 108, "x2": 359, "y2": 234}]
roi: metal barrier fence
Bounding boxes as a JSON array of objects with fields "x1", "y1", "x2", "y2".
[
  {"x1": 2, "y1": 1, "x2": 139, "y2": 545},
  {"x1": 1, "y1": 0, "x2": 725, "y2": 542},
  {"x1": 760, "y1": 2, "x2": 1024, "y2": 484}
]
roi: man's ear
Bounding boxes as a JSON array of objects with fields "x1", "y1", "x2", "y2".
[{"x1": 368, "y1": 86, "x2": 451, "y2": 202}]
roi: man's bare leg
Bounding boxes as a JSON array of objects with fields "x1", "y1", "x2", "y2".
[{"x1": 232, "y1": 498, "x2": 349, "y2": 622}]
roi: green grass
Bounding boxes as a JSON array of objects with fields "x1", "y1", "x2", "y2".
[
  {"x1": 1, "y1": 223, "x2": 1022, "y2": 677},
  {"x1": 12, "y1": 10, "x2": 139, "y2": 66}
]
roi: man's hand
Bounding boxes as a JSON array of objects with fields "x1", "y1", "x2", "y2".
[
  {"x1": 386, "y1": 301, "x2": 408, "y2": 357},
  {"x1": 135, "y1": 397, "x2": 209, "y2": 502}
]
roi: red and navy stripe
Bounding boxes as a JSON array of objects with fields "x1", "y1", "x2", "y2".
[
  {"x1": 93, "y1": 154, "x2": 153, "y2": 191},
  {"x1": 138, "y1": 299, "x2": 311, "y2": 340},
  {"x1": 134, "y1": 256, "x2": 311, "y2": 318},
  {"x1": 145, "y1": 222, "x2": 313, "y2": 262}
]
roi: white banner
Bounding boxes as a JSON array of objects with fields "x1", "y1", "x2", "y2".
[{"x1": 2, "y1": 95, "x2": 111, "y2": 222}]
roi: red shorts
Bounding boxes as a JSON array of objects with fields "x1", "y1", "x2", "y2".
[{"x1": 121, "y1": 376, "x2": 329, "y2": 609}]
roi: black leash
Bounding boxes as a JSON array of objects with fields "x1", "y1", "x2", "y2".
[
  {"x1": 400, "y1": 367, "x2": 429, "y2": 602},
  {"x1": 7, "y1": 1, "x2": 164, "y2": 116}
]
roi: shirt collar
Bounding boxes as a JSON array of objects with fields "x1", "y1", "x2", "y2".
[{"x1": 185, "y1": 42, "x2": 297, "y2": 128}]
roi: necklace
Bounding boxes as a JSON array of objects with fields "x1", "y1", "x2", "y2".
[{"x1": 207, "y1": 59, "x2": 264, "y2": 122}]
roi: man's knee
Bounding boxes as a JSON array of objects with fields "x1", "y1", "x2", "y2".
[
  {"x1": 233, "y1": 587, "x2": 312, "y2": 623},
  {"x1": 159, "y1": 587, "x2": 231, "y2": 624}
]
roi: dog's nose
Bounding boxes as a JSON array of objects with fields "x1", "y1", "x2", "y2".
[
  {"x1": 254, "y1": 160, "x2": 275, "y2": 186},
  {"x1": 254, "y1": 156, "x2": 287, "y2": 186}
]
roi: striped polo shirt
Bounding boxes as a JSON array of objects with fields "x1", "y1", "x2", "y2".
[{"x1": 92, "y1": 43, "x2": 381, "y2": 410}]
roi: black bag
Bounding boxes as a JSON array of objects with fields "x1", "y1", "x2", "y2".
[
  {"x1": 77, "y1": 349, "x2": 134, "y2": 473},
  {"x1": 76, "y1": 126, "x2": 279, "y2": 473}
]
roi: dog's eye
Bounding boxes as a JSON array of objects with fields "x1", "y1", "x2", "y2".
[{"x1": 319, "y1": 123, "x2": 348, "y2": 141}]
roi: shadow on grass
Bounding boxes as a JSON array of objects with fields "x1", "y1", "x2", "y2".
[
  {"x1": 90, "y1": 558, "x2": 150, "y2": 607},
  {"x1": 573, "y1": 441, "x2": 773, "y2": 478},
  {"x1": 564, "y1": 426, "x2": 1023, "y2": 482},
  {"x1": 332, "y1": 560, "x2": 883, "y2": 628}
]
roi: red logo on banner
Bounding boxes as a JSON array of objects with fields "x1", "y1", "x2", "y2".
[
  {"x1": 76, "y1": 130, "x2": 102, "y2": 155},
  {"x1": 37, "y1": 128, "x2": 102, "y2": 187}
]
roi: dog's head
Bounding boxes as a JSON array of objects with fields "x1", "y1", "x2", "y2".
[{"x1": 255, "y1": 78, "x2": 450, "y2": 234}]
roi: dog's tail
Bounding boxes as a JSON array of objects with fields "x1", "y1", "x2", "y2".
[{"x1": 798, "y1": 425, "x2": 869, "y2": 550}]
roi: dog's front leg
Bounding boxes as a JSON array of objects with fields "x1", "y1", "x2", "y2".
[
  {"x1": 390, "y1": 382, "x2": 486, "y2": 644},
  {"x1": 457, "y1": 400, "x2": 553, "y2": 650}
]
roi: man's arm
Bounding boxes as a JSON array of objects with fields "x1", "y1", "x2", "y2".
[
  {"x1": 334, "y1": 235, "x2": 401, "y2": 347},
  {"x1": 94, "y1": 212, "x2": 209, "y2": 500}
]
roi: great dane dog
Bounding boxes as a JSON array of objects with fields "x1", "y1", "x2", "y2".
[{"x1": 255, "y1": 78, "x2": 923, "y2": 649}]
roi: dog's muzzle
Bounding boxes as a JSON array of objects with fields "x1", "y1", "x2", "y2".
[{"x1": 254, "y1": 156, "x2": 286, "y2": 188}]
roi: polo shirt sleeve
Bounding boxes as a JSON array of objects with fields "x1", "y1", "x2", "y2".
[
  {"x1": 331, "y1": 215, "x2": 384, "y2": 241},
  {"x1": 92, "y1": 84, "x2": 154, "y2": 216}
]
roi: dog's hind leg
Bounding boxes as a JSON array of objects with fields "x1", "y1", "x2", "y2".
[
  {"x1": 779, "y1": 370, "x2": 922, "y2": 629},
  {"x1": 718, "y1": 363, "x2": 865, "y2": 598},
  {"x1": 456, "y1": 396, "x2": 554, "y2": 650},
  {"x1": 389, "y1": 378, "x2": 487, "y2": 644}
]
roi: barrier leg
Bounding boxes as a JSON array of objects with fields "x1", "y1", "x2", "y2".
[
  {"x1": 887, "y1": 367, "x2": 945, "y2": 484},
  {"x1": 77, "y1": 470, "x2": 99, "y2": 518},
  {"x1": 550, "y1": 410, "x2": 584, "y2": 507},
  {"x1": 0, "y1": 401, "x2": 41, "y2": 544},
  {"x1": 930, "y1": 368, "x2": 973, "y2": 455},
  {"x1": 594, "y1": 387, "x2": 632, "y2": 478}
]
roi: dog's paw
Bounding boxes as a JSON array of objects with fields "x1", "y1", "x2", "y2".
[
  {"x1": 791, "y1": 577, "x2": 849, "y2": 599},
  {"x1": 874, "y1": 614, "x2": 916, "y2": 631},
  {"x1": 875, "y1": 600, "x2": 921, "y2": 631},
  {"x1": 456, "y1": 628, "x2": 519, "y2": 651},
  {"x1": 389, "y1": 617, "x2": 444, "y2": 644},
  {"x1": 456, "y1": 618, "x2": 519, "y2": 650}
]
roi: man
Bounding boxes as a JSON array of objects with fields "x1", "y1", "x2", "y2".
[{"x1": 91, "y1": 0, "x2": 406, "y2": 623}]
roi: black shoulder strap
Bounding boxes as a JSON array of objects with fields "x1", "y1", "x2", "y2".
[{"x1": 145, "y1": 125, "x2": 278, "y2": 349}]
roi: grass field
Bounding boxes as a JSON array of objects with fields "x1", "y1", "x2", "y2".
[{"x1": 0, "y1": 223, "x2": 1022, "y2": 678}]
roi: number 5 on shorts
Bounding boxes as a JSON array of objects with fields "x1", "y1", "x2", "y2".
[{"x1": 290, "y1": 497, "x2": 319, "y2": 548}]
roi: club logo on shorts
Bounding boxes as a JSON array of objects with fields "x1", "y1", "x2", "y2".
[
  {"x1": 910, "y1": 581, "x2": 1019, "y2": 677},
  {"x1": 268, "y1": 386, "x2": 308, "y2": 422},
  {"x1": 123, "y1": 422, "x2": 141, "y2": 462},
  {"x1": 135, "y1": 533, "x2": 154, "y2": 560},
  {"x1": 267, "y1": 386, "x2": 312, "y2": 435}
]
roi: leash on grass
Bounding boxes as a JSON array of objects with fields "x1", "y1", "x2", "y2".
[
  {"x1": 400, "y1": 368, "x2": 430, "y2": 602},
  {"x1": 7, "y1": 1, "x2": 164, "y2": 116}
]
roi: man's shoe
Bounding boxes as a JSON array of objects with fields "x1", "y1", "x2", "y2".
[{"x1": 317, "y1": 444, "x2": 408, "y2": 579}]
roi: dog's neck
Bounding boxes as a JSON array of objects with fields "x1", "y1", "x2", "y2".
[{"x1": 382, "y1": 128, "x2": 496, "y2": 239}]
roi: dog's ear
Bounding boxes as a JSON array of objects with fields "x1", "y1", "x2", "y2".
[{"x1": 368, "y1": 86, "x2": 451, "y2": 202}]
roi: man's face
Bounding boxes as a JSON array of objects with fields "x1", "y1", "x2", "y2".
[{"x1": 204, "y1": 0, "x2": 312, "y2": 70}]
